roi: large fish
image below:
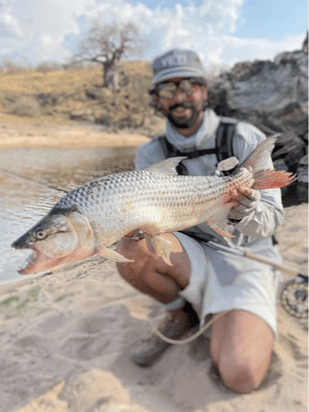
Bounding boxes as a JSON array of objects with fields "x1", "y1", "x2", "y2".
[{"x1": 12, "y1": 136, "x2": 295, "y2": 275}]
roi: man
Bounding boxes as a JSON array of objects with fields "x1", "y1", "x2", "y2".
[{"x1": 116, "y1": 49, "x2": 283, "y2": 393}]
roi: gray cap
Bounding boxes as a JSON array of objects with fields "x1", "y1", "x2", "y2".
[{"x1": 150, "y1": 49, "x2": 206, "y2": 91}]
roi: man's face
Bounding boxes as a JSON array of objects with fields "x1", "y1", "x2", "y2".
[{"x1": 153, "y1": 77, "x2": 208, "y2": 130}]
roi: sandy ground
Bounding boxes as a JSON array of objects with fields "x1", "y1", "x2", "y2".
[{"x1": 0, "y1": 119, "x2": 307, "y2": 412}]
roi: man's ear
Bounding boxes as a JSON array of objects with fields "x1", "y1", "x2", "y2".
[{"x1": 151, "y1": 94, "x2": 163, "y2": 112}]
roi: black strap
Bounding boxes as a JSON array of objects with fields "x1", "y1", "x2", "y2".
[
  {"x1": 159, "y1": 137, "x2": 218, "y2": 159},
  {"x1": 157, "y1": 117, "x2": 237, "y2": 175},
  {"x1": 215, "y1": 120, "x2": 236, "y2": 163},
  {"x1": 216, "y1": 119, "x2": 237, "y2": 176}
]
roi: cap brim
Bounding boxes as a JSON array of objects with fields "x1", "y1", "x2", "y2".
[{"x1": 150, "y1": 67, "x2": 206, "y2": 91}]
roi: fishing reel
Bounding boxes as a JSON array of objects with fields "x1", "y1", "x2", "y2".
[{"x1": 280, "y1": 274, "x2": 308, "y2": 319}]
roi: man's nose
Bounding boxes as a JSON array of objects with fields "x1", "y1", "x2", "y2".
[{"x1": 173, "y1": 87, "x2": 188, "y2": 103}]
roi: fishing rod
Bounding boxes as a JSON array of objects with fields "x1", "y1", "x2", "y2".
[
  {"x1": 207, "y1": 240, "x2": 301, "y2": 276},
  {"x1": 0, "y1": 167, "x2": 69, "y2": 193}
]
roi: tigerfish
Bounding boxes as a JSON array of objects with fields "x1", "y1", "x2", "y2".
[{"x1": 12, "y1": 136, "x2": 295, "y2": 275}]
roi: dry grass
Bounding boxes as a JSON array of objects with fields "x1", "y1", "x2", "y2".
[
  {"x1": 0, "y1": 61, "x2": 160, "y2": 134},
  {"x1": 0, "y1": 67, "x2": 99, "y2": 95}
]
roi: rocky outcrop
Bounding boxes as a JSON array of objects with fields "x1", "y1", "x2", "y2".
[{"x1": 208, "y1": 35, "x2": 308, "y2": 203}]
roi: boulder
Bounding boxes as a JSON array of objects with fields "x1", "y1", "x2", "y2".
[
  {"x1": 208, "y1": 42, "x2": 309, "y2": 130},
  {"x1": 272, "y1": 131, "x2": 306, "y2": 172},
  {"x1": 265, "y1": 102, "x2": 308, "y2": 137},
  {"x1": 207, "y1": 35, "x2": 308, "y2": 203},
  {"x1": 208, "y1": 35, "x2": 309, "y2": 129},
  {"x1": 296, "y1": 154, "x2": 308, "y2": 203},
  {"x1": 298, "y1": 154, "x2": 308, "y2": 181}
]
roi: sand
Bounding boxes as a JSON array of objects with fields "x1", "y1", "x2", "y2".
[{"x1": 0, "y1": 119, "x2": 307, "y2": 412}]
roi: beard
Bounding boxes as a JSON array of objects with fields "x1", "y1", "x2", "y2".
[{"x1": 166, "y1": 100, "x2": 207, "y2": 129}]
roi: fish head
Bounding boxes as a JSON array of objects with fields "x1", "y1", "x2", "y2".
[{"x1": 12, "y1": 209, "x2": 96, "y2": 275}]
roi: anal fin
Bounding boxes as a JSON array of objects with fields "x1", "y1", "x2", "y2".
[{"x1": 96, "y1": 246, "x2": 134, "y2": 263}]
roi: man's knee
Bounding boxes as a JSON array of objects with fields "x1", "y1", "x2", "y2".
[{"x1": 217, "y1": 351, "x2": 269, "y2": 393}]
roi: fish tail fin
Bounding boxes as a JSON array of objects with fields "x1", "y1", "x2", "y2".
[
  {"x1": 239, "y1": 134, "x2": 296, "y2": 189},
  {"x1": 252, "y1": 170, "x2": 297, "y2": 189}
]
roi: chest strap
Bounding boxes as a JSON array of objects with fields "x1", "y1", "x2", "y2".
[{"x1": 157, "y1": 118, "x2": 237, "y2": 175}]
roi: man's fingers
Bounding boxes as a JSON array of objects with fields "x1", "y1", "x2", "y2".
[
  {"x1": 237, "y1": 186, "x2": 252, "y2": 197},
  {"x1": 230, "y1": 186, "x2": 252, "y2": 199},
  {"x1": 228, "y1": 186, "x2": 253, "y2": 208}
]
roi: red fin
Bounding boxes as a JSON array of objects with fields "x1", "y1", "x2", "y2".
[{"x1": 252, "y1": 170, "x2": 297, "y2": 189}]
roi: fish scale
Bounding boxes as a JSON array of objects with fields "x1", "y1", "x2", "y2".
[{"x1": 53, "y1": 169, "x2": 246, "y2": 247}]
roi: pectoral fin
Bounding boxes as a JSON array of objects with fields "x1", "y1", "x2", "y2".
[
  {"x1": 96, "y1": 246, "x2": 134, "y2": 263},
  {"x1": 145, "y1": 235, "x2": 173, "y2": 266}
]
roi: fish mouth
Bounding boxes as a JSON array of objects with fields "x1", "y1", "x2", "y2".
[
  {"x1": 17, "y1": 247, "x2": 56, "y2": 275},
  {"x1": 18, "y1": 249, "x2": 41, "y2": 275},
  {"x1": 17, "y1": 244, "x2": 96, "y2": 275}
]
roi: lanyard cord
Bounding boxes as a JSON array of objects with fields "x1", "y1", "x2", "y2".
[{"x1": 150, "y1": 311, "x2": 227, "y2": 345}]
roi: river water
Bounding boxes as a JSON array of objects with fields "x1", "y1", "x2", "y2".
[{"x1": 0, "y1": 147, "x2": 136, "y2": 283}]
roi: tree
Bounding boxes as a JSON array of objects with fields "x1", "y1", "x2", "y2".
[{"x1": 75, "y1": 21, "x2": 147, "y2": 89}]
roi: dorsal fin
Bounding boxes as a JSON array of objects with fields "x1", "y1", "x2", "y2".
[{"x1": 145, "y1": 157, "x2": 187, "y2": 175}]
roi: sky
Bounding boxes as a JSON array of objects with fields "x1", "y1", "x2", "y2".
[{"x1": 0, "y1": 0, "x2": 307, "y2": 71}]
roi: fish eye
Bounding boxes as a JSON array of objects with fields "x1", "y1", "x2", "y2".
[{"x1": 35, "y1": 230, "x2": 47, "y2": 240}]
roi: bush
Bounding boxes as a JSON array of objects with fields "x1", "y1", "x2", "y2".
[
  {"x1": 1, "y1": 60, "x2": 31, "y2": 74},
  {"x1": 36, "y1": 61, "x2": 62, "y2": 73},
  {"x1": 8, "y1": 95, "x2": 41, "y2": 117}
]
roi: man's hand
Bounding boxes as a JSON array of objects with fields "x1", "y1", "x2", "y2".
[
  {"x1": 228, "y1": 186, "x2": 253, "y2": 209},
  {"x1": 228, "y1": 186, "x2": 261, "y2": 221}
]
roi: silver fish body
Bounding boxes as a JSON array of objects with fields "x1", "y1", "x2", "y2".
[
  {"x1": 54, "y1": 166, "x2": 252, "y2": 245},
  {"x1": 12, "y1": 136, "x2": 295, "y2": 275}
]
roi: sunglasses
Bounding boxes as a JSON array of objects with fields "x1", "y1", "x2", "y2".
[{"x1": 154, "y1": 78, "x2": 203, "y2": 99}]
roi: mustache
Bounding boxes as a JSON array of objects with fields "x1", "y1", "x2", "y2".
[{"x1": 170, "y1": 102, "x2": 193, "y2": 110}]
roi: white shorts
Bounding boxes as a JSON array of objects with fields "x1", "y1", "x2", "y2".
[{"x1": 174, "y1": 232, "x2": 281, "y2": 336}]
